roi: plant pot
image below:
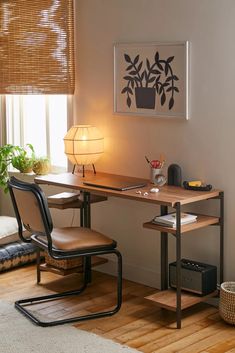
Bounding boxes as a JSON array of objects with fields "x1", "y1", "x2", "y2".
[
  {"x1": 135, "y1": 87, "x2": 156, "y2": 109},
  {"x1": 19, "y1": 167, "x2": 33, "y2": 173},
  {"x1": 33, "y1": 159, "x2": 50, "y2": 175}
]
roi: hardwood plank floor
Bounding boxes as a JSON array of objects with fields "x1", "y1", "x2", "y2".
[{"x1": 0, "y1": 264, "x2": 234, "y2": 353}]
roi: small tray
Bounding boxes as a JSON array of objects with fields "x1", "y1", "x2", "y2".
[{"x1": 183, "y1": 181, "x2": 212, "y2": 191}]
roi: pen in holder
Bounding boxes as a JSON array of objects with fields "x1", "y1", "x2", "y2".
[{"x1": 145, "y1": 156, "x2": 167, "y2": 186}]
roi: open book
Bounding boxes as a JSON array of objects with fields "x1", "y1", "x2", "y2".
[{"x1": 152, "y1": 212, "x2": 197, "y2": 228}]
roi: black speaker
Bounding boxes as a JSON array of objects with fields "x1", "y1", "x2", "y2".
[
  {"x1": 169, "y1": 259, "x2": 217, "y2": 296},
  {"x1": 167, "y1": 164, "x2": 182, "y2": 186}
]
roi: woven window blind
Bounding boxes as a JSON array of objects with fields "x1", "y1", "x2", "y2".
[{"x1": 0, "y1": 0, "x2": 75, "y2": 94}]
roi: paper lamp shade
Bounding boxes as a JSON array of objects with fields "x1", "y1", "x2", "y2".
[{"x1": 64, "y1": 125, "x2": 104, "y2": 165}]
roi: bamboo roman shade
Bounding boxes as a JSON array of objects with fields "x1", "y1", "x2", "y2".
[{"x1": 0, "y1": 0, "x2": 75, "y2": 94}]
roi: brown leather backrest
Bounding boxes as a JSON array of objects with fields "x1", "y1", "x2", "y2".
[{"x1": 13, "y1": 188, "x2": 47, "y2": 234}]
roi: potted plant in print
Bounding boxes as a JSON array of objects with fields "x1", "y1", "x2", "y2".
[{"x1": 121, "y1": 51, "x2": 179, "y2": 110}]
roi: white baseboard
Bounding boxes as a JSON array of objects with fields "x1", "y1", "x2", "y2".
[{"x1": 96, "y1": 258, "x2": 161, "y2": 289}]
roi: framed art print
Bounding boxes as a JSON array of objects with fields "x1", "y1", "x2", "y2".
[{"x1": 114, "y1": 42, "x2": 189, "y2": 119}]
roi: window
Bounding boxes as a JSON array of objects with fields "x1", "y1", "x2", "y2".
[
  {"x1": 4, "y1": 95, "x2": 69, "y2": 172},
  {"x1": 0, "y1": 0, "x2": 75, "y2": 171}
]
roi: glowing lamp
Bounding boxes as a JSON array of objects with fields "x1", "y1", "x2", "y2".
[{"x1": 64, "y1": 125, "x2": 104, "y2": 176}]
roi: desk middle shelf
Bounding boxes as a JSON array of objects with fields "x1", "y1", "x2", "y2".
[{"x1": 143, "y1": 214, "x2": 220, "y2": 235}]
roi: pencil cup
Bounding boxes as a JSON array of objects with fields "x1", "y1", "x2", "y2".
[{"x1": 150, "y1": 168, "x2": 162, "y2": 183}]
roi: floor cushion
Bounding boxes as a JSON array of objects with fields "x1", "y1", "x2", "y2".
[
  {"x1": 0, "y1": 216, "x2": 37, "y2": 272},
  {"x1": 0, "y1": 242, "x2": 37, "y2": 272},
  {"x1": 0, "y1": 216, "x2": 19, "y2": 245}
]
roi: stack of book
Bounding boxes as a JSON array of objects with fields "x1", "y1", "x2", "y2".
[
  {"x1": 47, "y1": 192, "x2": 79, "y2": 205},
  {"x1": 152, "y1": 212, "x2": 197, "y2": 228}
]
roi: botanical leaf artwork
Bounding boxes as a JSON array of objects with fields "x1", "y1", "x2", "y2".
[{"x1": 121, "y1": 52, "x2": 179, "y2": 110}]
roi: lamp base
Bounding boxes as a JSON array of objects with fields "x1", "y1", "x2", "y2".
[{"x1": 72, "y1": 164, "x2": 96, "y2": 177}]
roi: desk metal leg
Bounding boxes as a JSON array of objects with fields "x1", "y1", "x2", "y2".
[
  {"x1": 219, "y1": 191, "x2": 224, "y2": 284},
  {"x1": 83, "y1": 192, "x2": 91, "y2": 228},
  {"x1": 36, "y1": 248, "x2": 41, "y2": 284},
  {"x1": 83, "y1": 192, "x2": 92, "y2": 282},
  {"x1": 175, "y1": 202, "x2": 182, "y2": 329},
  {"x1": 80, "y1": 206, "x2": 84, "y2": 227},
  {"x1": 160, "y1": 205, "x2": 168, "y2": 290}
]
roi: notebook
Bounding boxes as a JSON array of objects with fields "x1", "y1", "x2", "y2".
[{"x1": 83, "y1": 176, "x2": 147, "y2": 191}]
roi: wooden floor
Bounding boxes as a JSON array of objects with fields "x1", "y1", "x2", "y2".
[{"x1": 1, "y1": 264, "x2": 235, "y2": 353}]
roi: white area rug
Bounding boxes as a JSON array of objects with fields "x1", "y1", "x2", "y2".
[{"x1": 0, "y1": 301, "x2": 140, "y2": 353}]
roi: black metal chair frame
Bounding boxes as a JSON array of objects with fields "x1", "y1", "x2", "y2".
[{"x1": 8, "y1": 177, "x2": 122, "y2": 327}]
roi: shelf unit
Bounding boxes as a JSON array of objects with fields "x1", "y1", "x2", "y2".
[{"x1": 143, "y1": 192, "x2": 224, "y2": 329}]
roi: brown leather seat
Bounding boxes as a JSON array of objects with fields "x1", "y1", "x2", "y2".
[
  {"x1": 34, "y1": 227, "x2": 116, "y2": 252},
  {"x1": 8, "y1": 176, "x2": 122, "y2": 327}
]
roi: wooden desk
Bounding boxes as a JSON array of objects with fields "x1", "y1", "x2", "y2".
[{"x1": 35, "y1": 171, "x2": 224, "y2": 329}]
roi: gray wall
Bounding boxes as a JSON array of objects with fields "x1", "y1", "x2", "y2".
[{"x1": 73, "y1": 0, "x2": 235, "y2": 287}]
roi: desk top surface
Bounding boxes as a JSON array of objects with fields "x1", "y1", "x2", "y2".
[{"x1": 35, "y1": 172, "x2": 221, "y2": 207}]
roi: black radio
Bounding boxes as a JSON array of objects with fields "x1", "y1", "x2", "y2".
[{"x1": 169, "y1": 259, "x2": 217, "y2": 296}]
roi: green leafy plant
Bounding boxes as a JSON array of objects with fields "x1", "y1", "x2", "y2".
[
  {"x1": 11, "y1": 144, "x2": 35, "y2": 173},
  {"x1": 0, "y1": 144, "x2": 35, "y2": 193},
  {"x1": 0, "y1": 144, "x2": 15, "y2": 193}
]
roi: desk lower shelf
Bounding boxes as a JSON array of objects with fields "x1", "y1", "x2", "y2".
[
  {"x1": 145, "y1": 289, "x2": 218, "y2": 311},
  {"x1": 39, "y1": 256, "x2": 108, "y2": 276},
  {"x1": 143, "y1": 214, "x2": 219, "y2": 234}
]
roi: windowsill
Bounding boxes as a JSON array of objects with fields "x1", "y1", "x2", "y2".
[
  {"x1": 8, "y1": 170, "x2": 35, "y2": 180},
  {"x1": 8, "y1": 167, "x2": 67, "y2": 182},
  {"x1": 8, "y1": 167, "x2": 68, "y2": 180}
]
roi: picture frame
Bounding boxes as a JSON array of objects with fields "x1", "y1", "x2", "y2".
[{"x1": 114, "y1": 42, "x2": 189, "y2": 119}]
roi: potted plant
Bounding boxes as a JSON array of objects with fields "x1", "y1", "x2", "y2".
[
  {"x1": 33, "y1": 157, "x2": 50, "y2": 175},
  {"x1": 0, "y1": 144, "x2": 35, "y2": 192},
  {"x1": 121, "y1": 51, "x2": 179, "y2": 110},
  {"x1": 11, "y1": 144, "x2": 35, "y2": 173}
]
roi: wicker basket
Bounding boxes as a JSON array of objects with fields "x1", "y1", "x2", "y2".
[
  {"x1": 44, "y1": 253, "x2": 83, "y2": 270},
  {"x1": 219, "y1": 282, "x2": 235, "y2": 325}
]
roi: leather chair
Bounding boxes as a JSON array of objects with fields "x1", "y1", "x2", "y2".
[{"x1": 8, "y1": 177, "x2": 122, "y2": 327}]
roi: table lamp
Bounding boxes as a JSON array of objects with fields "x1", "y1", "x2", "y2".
[{"x1": 64, "y1": 125, "x2": 104, "y2": 176}]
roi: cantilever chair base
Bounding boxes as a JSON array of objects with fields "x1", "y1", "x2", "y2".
[{"x1": 15, "y1": 250, "x2": 122, "y2": 327}]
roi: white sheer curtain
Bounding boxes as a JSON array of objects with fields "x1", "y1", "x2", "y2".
[{"x1": 4, "y1": 95, "x2": 70, "y2": 171}]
